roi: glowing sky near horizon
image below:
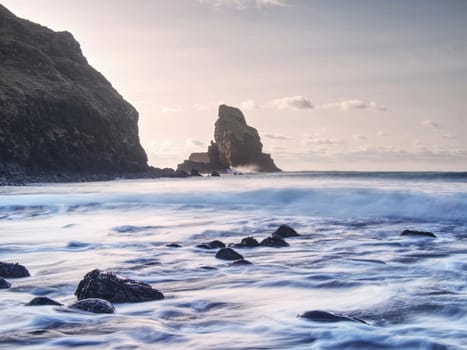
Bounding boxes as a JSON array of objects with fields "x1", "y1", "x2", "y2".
[{"x1": 3, "y1": 0, "x2": 467, "y2": 171}]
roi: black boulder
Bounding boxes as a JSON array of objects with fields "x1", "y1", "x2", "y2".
[
  {"x1": 215, "y1": 248, "x2": 244, "y2": 261},
  {"x1": 260, "y1": 234, "x2": 289, "y2": 248},
  {"x1": 196, "y1": 240, "x2": 226, "y2": 249},
  {"x1": 299, "y1": 310, "x2": 367, "y2": 324},
  {"x1": 401, "y1": 230, "x2": 436, "y2": 238},
  {"x1": 69, "y1": 298, "x2": 115, "y2": 314},
  {"x1": 26, "y1": 297, "x2": 62, "y2": 306},
  {"x1": 0, "y1": 261, "x2": 30, "y2": 278},
  {"x1": 273, "y1": 224, "x2": 299, "y2": 238}
]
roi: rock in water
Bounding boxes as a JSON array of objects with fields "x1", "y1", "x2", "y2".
[
  {"x1": 0, "y1": 5, "x2": 149, "y2": 181},
  {"x1": 230, "y1": 236, "x2": 260, "y2": 248},
  {"x1": 299, "y1": 310, "x2": 368, "y2": 324},
  {"x1": 273, "y1": 224, "x2": 299, "y2": 238},
  {"x1": 260, "y1": 235, "x2": 289, "y2": 248},
  {"x1": 0, "y1": 277, "x2": 11, "y2": 289},
  {"x1": 75, "y1": 269, "x2": 164, "y2": 303},
  {"x1": 26, "y1": 297, "x2": 62, "y2": 306},
  {"x1": 401, "y1": 230, "x2": 437, "y2": 238},
  {"x1": 229, "y1": 259, "x2": 252, "y2": 267},
  {"x1": 177, "y1": 105, "x2": 280, "y2": 173},
  {"x1": 190, "y1": 169, "x2": 202, "y2": 177},
  {"x1": 69, "y1": 298, "x2": 115, "y2": 314},
  {"x1": 215, "y1": 248, "x2": 244, "y2": 261},
  {"x1": 0, "y1": 261, "x2": 30, "y2": 278},
  {"x1": 196, "y1": 240, "x2": 226, "y2": 249}
]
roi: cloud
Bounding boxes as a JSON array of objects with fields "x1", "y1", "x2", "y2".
[
  {"x1": 185, "y1": 138, "x2": 206, "y2": 149},
  {"x1": 305, "y1": 137, "x2": 342, "y2": 145},
  {"x1": 198, "y1": 0, "x2": 288, "y2": 10},
  {"x1": 269, "y1": 96, "x2": 314, "y2": 111},
  {"x1": 240, "y1": 99, "x2": 259, "y2": 111},
  {"x1": 422, "y1": 120, "x2": 440, "y2": 128},
  {"x1": 193, "y1": 101, "x2": 224, "y2": 111},
  {"x1": 376, "y1": 130, "x2": 389, "y2": 137},
  {"x1": 321, "y1": 99, "x2": 386, "y2": 112},
  {"x1": 161, "y1": 106, "x2": 184, "y2": 113},
  {"x1": 263, "y1": 133, "x2": 290, "y2": 140}
]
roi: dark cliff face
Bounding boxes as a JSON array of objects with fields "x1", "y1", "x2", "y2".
[
  {"x1": 0, "y1": 5, "x2": 149, "y2": 179},
  {"x1": 178, "y1": 105, "x2": 280, "y2": 173}
]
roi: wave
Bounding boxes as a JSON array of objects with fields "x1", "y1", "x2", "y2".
[{"x1": 1, "y1": 186, "x2": 466, "y2": 221}]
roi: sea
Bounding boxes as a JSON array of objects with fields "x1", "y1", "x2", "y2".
[{"x1": 1, "y1": 171, "x2": 466, "y2": 350}]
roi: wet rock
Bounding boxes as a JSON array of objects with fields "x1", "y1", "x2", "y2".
[
  {"x1": 69, "y1": 298, "x2": 115, "y2": 314},
  {"x1": 190, "y1": 169, "x2": 202, "y2": 177},
  {"x1": 166, "y1": 243, "x2": 182, "y2": 248},
  {"x1": 401, "y1": 230, "x2": 436, "y2": 238},
  {"x1": 215, "y1": 248, "x2": 244, "y2": 261},
  {"x1": 211, "y1": 171, "x2": 221, "y2": 177},
  {"x1": 0, "y1": 261, "x2": 30, "y2": 278},
  {"x1": 26, "y1": 297, "x2": 62, "y2": 306},
  {"x1": 196, "y1": 240, "x2": 226, "y2": 249},
  {"x1": 273, "y1": 224, "x2": 299, "y2": 238},
  {"x1": 230, "y1": 236, "x2": 260, "y2": 248},
  {"x1": 299, "y1": 310, "x2": 368, "y2": 324},
  {"x1": 229, "y1": 259, "x2": 252, "y2": 267},
  {"x1": 0, "y1": 277, "x2": 11, "y2": 289},
  {"x1": 260, "y1": 234, "x2": 289, "y2": 248},
  {"x1": 75, "y1": 269, "x2": 164, "y2": 303},
  {"x1": 200, "y1": 266, "x2": 217, "y2": 270}
]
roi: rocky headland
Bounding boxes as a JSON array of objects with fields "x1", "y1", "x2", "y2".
[
  {"x1": 177, "y1": 104, "x2": 280, "y2": 174},
  {"x1": 0, "y1": 5, "x2": 177, "y2": 184}
]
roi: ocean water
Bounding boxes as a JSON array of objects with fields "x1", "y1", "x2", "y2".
[{"x1": 1, "y1": 172, "x2": 466, "y2": 350}]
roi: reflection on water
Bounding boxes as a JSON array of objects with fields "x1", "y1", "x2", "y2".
[{"x1": 1, "y1": 173, "x2": 466, "y2": 349}]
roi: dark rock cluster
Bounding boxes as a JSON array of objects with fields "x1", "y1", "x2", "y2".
[{"x1": 177, "y1": 105, "x2": 280, "y2": 174}]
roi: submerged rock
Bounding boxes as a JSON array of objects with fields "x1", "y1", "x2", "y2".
[
  {"x1": 75, "y1": 269, "x2": 164, "y2": 303},
  {"x1": 229, "y1": 259, "x2": 252, "y2": 267},
  {"x1": 69, "y1": 298, "x2": 115, "y2": 314},
  {"x1": 196, "y1": 240, "x2": 226, "y2": 249},
  {"x1": 299, "y1": 310, "x2": 368, "y2": 324},
  {"x1": 260, "y1": 234, "x2": 289, "y2": 248},
  {"x1": 26, "y1": 297, "x2": 62, "y2": 306},
  {"x1": 0, "y1": 277, "x2": 11, "y2": 289},
  {"x1": 401, "y1": 230, "x2": 436, "y2": 238},
  {"x1": 273, "y1": 224, "x2": 299, "y2": 238},
  {"x1": 0, "y1": 261, "x2": 30, "y2": 278},
  {"x1": 166, "y1": 243, "x2": 182, "y2": 248},
  {"x1": 215, "y1": 248, "x2": 244, "y2": 261}
]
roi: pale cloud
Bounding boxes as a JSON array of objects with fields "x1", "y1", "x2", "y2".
[
  {"x1": 305, "y1": 136, "x2": 342, "y2": 145},
  {"x1": 161, "y1": 106, "x2": 184, "y2": 113},
  {"x1": 321, "y1": 99, "x2": 386, "y2": 112},
  {"x1": 240, "y1": 99, "x2": 259, "y2": 111},
  {"x1": 185, "y1": 138, "x2": 206, "y2": 149},
  {"x1": 193, "y1": 101, "x2": 224, "y2": 111},
  {"x1": 262, "y1": 133, "x2": 290, "y2": 140},
  {"x1": 352, "y1": 134, "x2": 367, "y2": 141},
  {"x1": 269, "y1": 96, "x2": 314, "y2": 111},
  {"x1": 422, "y1": 119, "x2": 440, "y2": 128},
  {"x1": 198, "y1": 0, "x2": 288, "y2": 10},
  {"x1": 376, "y1": 130, "x2": 389, "y2": 137}
]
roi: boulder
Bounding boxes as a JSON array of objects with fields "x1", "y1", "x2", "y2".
[
  {"x1": 273, "y1": 224, "x2": 299, "y2": 238},
  {"x1": 166, "y1": 243, "x2": 182, "y2": 248},
  {"x1": 0, "y1": 277, "x2": 11, "y2": 289},
  {"x1": 196, "y1": 240, "x2": 226, "y2": 249},
  {"x1": 230, "y1": 236, "x2": 259, "y2": 248},
  {"x1": 215, "y1": 248, "x2": 244, "y2": 261},
  {"x1": 260, "y1": 234, "x2": 289, "y2": 248},
  {"x1": 69, "y1": 298, "x2": 115, "y2": 314},
  {"x1": 26, "y1": 297, "x2": 62, "y2": 306},
  {"x1": 299, "y1": 310, "x2": 368, "y2": 324},
  {"x1": 401, "y1": 230, "x2": 436, "y2": 238},
  {"x1": 75, "y1": 269, "x2": 164, "y2": 303},
  {"x1": 0, "y1": 5, "x2": 151, "y2": 181},
  {"x1": 0, "y1": 261, "x2": 30, "y2": 278}
]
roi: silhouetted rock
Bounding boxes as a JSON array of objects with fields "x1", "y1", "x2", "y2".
[
  {"x1": 230, "y1": 236, "x2": 260, "y2": 248},
  {"x1": 196, "y1": 240, "x2": 226, "y2": 249},
  {"x1": 26, "y1": 297, "x2": 62, "y2": 306},
  {"x1": 177, "y1": 105, "x2": 280, "y2": 173},
  {"x1": 260, "y1": 234, "x2": 289, "y2": 248},
  {"x1": 75, "y1": 269, "x2": 164, "y2": 303},
  {"x1": 69, "y1": 298, "x2": 115, "y2": 314},
  {"x1": 0, "y1": 277, "x2": 11, "y2": 289},
  {"x1": 215, "y1": 248, "x2": 244, "y2": 261},
  {"x1": 211, "y1": 171, "x2": 221, "y2": 177},
  {"x1": 299, "y1": 310, "x2": 368, "y2": 324},
  {"x1": 0, "y1": 5, "x2": 157, "y2": 183},
  {"x1": 273, "y1": 224, "x2": 299, "y2": 238},
  {"x1": 229, "y1": 259, "x2": 252, "y2": 267},
  {"x1": 401, "y1": 230, "x2": 436, "y2": 238},
  {"x1": 190, "y1": 169, "x2": 202, "y2": 177},
  {"x1": 0, "y1": 261, "x2": 30, "y2": 278}
]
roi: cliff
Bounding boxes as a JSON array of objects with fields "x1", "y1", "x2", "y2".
[
  {"x1": 0, "y1": 5, "x2": 152, "y2": 182},
  {"x1": 178, "y1": 105, "x2": 280, "y2": 173}
]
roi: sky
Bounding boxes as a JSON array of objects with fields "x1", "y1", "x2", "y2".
[{"x1": 3, "y1": 0, "x2": 467, "y2": 171}]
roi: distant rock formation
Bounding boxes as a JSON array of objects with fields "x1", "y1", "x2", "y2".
[
  {"x1": 178, "y1": 105, "x2": 280, "y2": 173},
  {"x1": 0, "y1": 5, "x2": 161, "y2": 182}
]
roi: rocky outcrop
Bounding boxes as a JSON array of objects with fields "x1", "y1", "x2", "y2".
[
  {"x1": 0, "y1": 261, "x2": 30, "y2": 278},
  {"x1": 75, "y1": 269, "x2": 164, "y2": 303},
  {"x1": 177, "y1": 105, "x2": 280, "y2": 173},
  {"x1": 0, "y1": 5, "x2": 155, "y2": 182}
]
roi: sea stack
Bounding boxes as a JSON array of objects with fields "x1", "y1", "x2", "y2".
[
  {"x1": 178, "y1": 105, "x2": 280, "y2": 173},
  {"x1": 0, "y1": 5, "x2": 151, "y2": 182}
]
